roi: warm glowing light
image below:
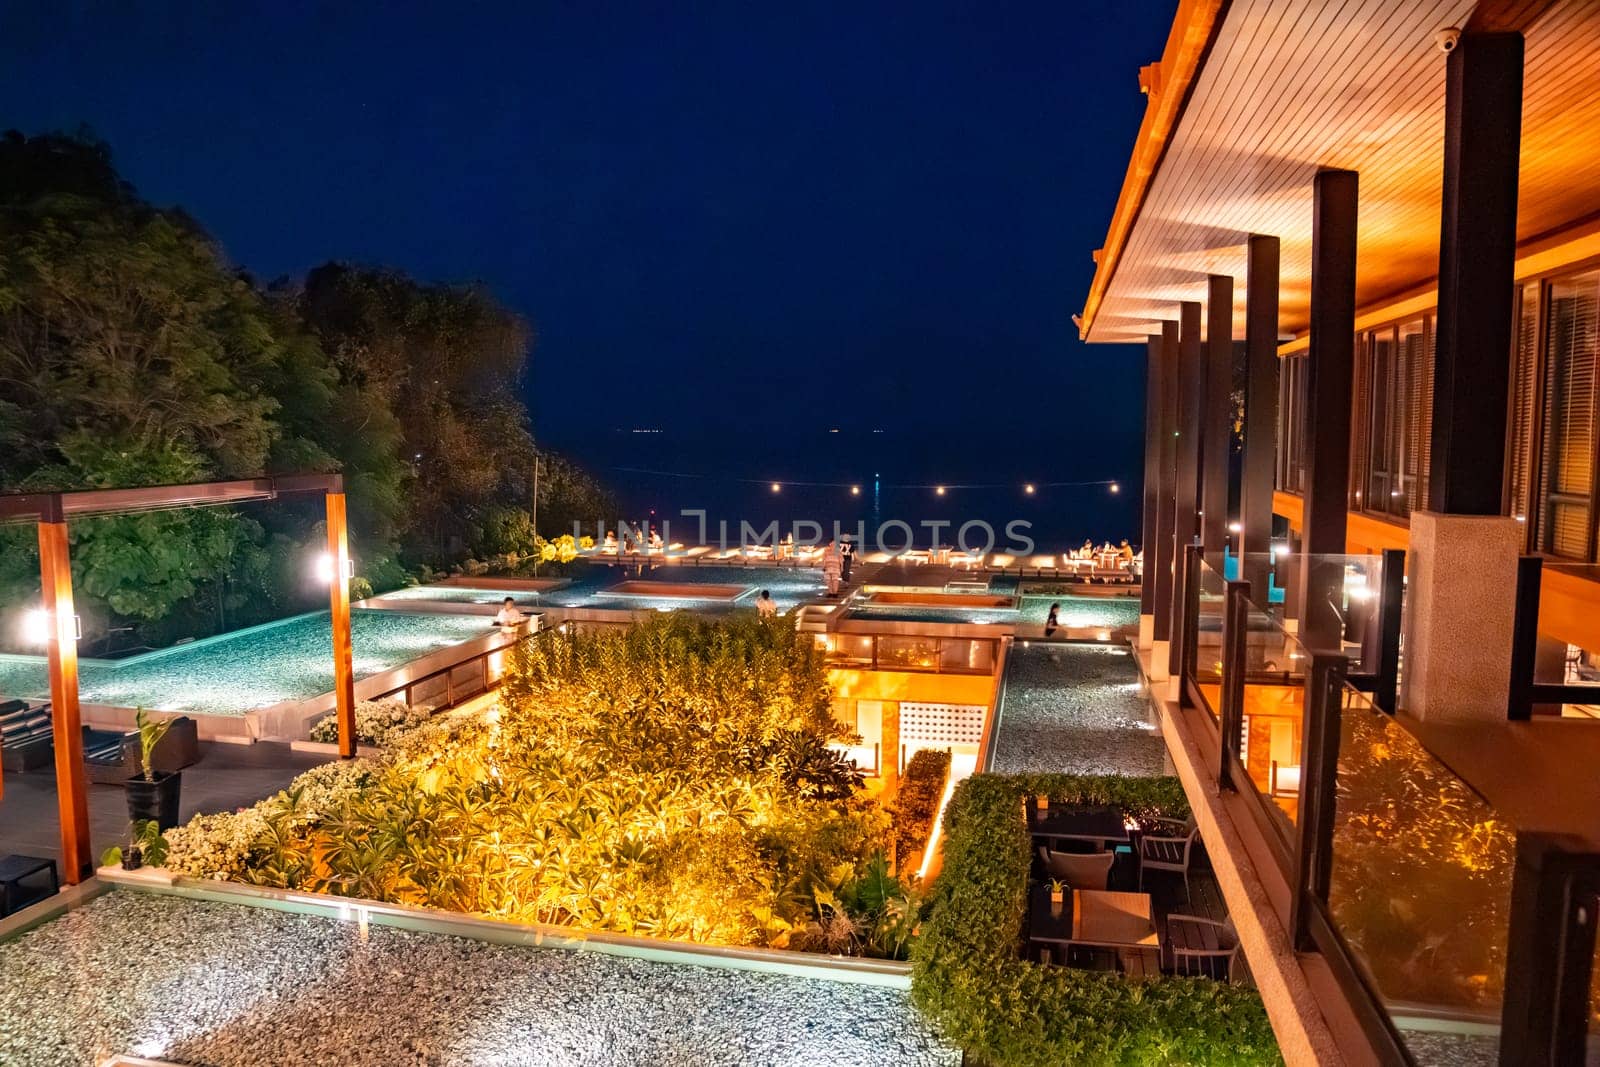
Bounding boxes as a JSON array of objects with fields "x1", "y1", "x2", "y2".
[
  {"x1": 1023, "y1": 483, "x2": 1035, "y2": 495},
  {"x1": 770, "y1": 482, "x2": 781, "y2": 493},
  {"x1": 1228, "y1": 522, "x2": 1242, "y2": 534},
  {"x1": 850, "y1": 485, "x2": 861, "y2": 495},
  {"x1": 1273, "y1": 544, "x2": 1291, "y2": 559},
  {"x1": 22, "y1": 609, "x2": 51, "y2": 644},
  {"x1": 314, "y1": 552, "x2": 355, "y2": 583},
  {"x1": 1109, "y1": 482, "x2": 1120, "y2": 494},
  {"x1": 916, "y1": 775, "x2": 961, "y2": 882},
  {"x1": 935, "y1": 485, "x2": 946, "y2": 496}
]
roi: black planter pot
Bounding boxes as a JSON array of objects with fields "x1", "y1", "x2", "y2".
[{"x1": 125, "y1": 770, "x2": 182, "y2": 830}]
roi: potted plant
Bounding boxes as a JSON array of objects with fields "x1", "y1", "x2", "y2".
[
  {"x1": 101, "y1": 819, "x2": 168, "y2": 872},
  {"x1": 1048, "y1": 878, "x2": 1067, "y2": 909},
  {"x1": 125, "y1": 708, "x2": 182, "y2": 829}
]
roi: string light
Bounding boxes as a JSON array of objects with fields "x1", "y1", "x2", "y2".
[
  {"x1": 935, "y1": 485, "x2": 946, "y2": 496},
  {"x1": 609, "y1": 466, "x2": 1121, "y2": 492},
  {"x1": 850, "y1": 485, "x2": 861, "y2": 495}
]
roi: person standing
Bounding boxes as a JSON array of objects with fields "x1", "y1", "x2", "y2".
[
  {"x1": 823, "y1": 540, "x2": 842, "y2": 596},
  {"x1": 840, "y1": 537, "x2": 856, "y2": 583},
  {"x1": 756, "y1": 589, "x2": 778, "y2": 617},
  {"x1": 1044, "y1": 602, "x2": 1060, "y2": 638}
]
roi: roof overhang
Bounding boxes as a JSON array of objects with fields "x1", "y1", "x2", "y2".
[{"x1": 1078, "y1": 0, "x2": 1600, "y2": 345}]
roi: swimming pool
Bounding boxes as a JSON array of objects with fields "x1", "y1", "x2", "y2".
[
  {"x1": 846, "y1": 595, "x2": 1139, "y2": 629},
  {"x1": 0, "y1": 610, "x2": 494, "y2": 715},
  {"x1": 388, "y1": 565, "x2": 827, "y2": 614}
]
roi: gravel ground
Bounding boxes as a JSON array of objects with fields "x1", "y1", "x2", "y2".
[
  {"x1": 0, "y1": 892, "x2": 957, "y2": 1067},
  {"x1": 991, "y1": 642, "x2": 1168, "y2": 775}
]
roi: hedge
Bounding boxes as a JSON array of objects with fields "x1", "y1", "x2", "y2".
[
  {"x1": 892, "y1": 748, "x2": 953, "y2": 874},
  {"x1": 910, "y1": 773, "x2": 1281, "y2": 1066}
]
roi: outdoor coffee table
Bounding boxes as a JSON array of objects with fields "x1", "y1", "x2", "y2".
[
  {"x1": 0, "y1": 854, "x2": 59, "y2": 917},
  {"x1": 1027, "y1": 885, "x2": 1157, "y2": 968}
]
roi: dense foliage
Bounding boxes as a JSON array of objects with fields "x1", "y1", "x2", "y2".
[
  {"x1": 891, "y1": 748, "x2": 951, "y2": 874},
  {"x1": 911, "y1": 773, "x2": 1280, "y2": 1067},
  {"x1": 166, "y1": 615, "x2": 915, "y2": 955},
  {"x1": 307, "y1": 698, "x2": 433, "y2": 747},
  {"x1": 0, "y1": 129, "x2": 611, "y2": 650}
]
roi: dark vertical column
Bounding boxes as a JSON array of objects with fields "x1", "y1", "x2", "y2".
[
  {"x1": 39, "y1": 508, "x2": 91, "y2": 883},
  {"x1": 1297, "y1": 170, "x2": 1359, "y2": 647},
  {"x1": 1140, "y1": 334, "x2": 1163, "y2": 616},
  {"x1": 1241, "y1": 235, "x2": 1281, "y2": 595},
  {"x1": 1169, "y1": 300, "x2": 1203, "y2": 674},
  {"x1": 1153, "y1": 320, "x2": 1180, "y2": 644},
  {"x1": 1429, "y1": 31, "x2": 1524, "y2": 516},
  {"x1": 1202, "y1": 274, "x2": 1234, "y2": 554}
]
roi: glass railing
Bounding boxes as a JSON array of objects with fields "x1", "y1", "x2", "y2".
[
  {"x1": 1236, "y1": 593, "x2": 1308, "y2": 840},
  {"x1": 1327, "y1": 683, "x2": 1514, "y2": 1057},
  {"x1": 1188, "y1": 556, "x2": 1228, "y2": 722}
]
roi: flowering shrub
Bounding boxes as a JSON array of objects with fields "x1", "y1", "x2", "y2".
[
  {"x1": 308, "y1": 698, "x2": 432, "y2": 746},
  {"x1": 170, "y1": 615, "x2": 893, "y2": 953}
]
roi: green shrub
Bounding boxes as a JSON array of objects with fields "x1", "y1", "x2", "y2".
[
  {"x1": 911, "y1": 773, "x2": 1280, "y2": 1066},
  {"x1": 892, "y1": 748, "x2": 952, "y2": 874}
]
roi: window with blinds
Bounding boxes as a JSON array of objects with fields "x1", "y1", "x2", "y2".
[
  {"x1": 1538, "y1": 270, "x2": 1600, "y2": 559},
  {"x1": 1506, "y1": 283, "x2": 1540, "y2": 528},
  {"x1": 1357, "y1": 316, "x2": 1432, "y2": 519}
]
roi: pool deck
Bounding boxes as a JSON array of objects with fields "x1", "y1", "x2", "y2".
[{"x1": 0, "y1": 741, "x2": 330, "y2": 875}]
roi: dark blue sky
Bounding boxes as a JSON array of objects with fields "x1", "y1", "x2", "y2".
[{"x1": 2, "y1": 2, "x2": 1163, "y2": 498}]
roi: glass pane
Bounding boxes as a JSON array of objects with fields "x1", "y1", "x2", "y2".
[
  {"x1": 1190, "y1": 556, "x2": 1229, "y2": 722},
  {"x1": 939, "y1": 638, "x2": 994, "y2": 673},
  {"x1": 877, "y1": 635, "x2": 941, "y2": 670},
  {"x1": 1328, "y1": 686, "x2": 1515, "y2": 1058},
  {"x1": 1237, "y1": 594, "x2": 1307, "y2": 837}
]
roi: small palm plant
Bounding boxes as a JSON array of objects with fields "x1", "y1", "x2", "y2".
[{"x1": 133, "y1": 707, "x2": 174, "y2": 782}]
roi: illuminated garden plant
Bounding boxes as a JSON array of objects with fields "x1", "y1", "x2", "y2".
[{"x1": 167, "y1": 614, "x2": 919, "y2": 956}]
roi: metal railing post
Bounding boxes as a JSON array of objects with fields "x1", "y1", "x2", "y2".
[
  {"x1": 1373, "y1": 548, "x2": 1405, "y2": 713},
  {"x1": 1508, "y1": 555, "x2": 1543, "y2": 721},
  {"x1": 1289, "y1": 649, "x2": 1345, "y2": 951},
  {"x1": 1219, "y1": 578, "x2": 1252, "y2": 791},
  {"x1": 1498, "y1": 833, "x2": 1600, "y2": 1066}
]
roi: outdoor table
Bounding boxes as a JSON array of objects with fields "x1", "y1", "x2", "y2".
[
  {"x1": 1026, "y1": 885, "x2": 1158, "y2": 967},
  {"x1": 1027, "y1": 802, "x2": 1132, "y2": 850},
  {"x1": 0, "y1": 854, "x2": 59, "y2": 917}
]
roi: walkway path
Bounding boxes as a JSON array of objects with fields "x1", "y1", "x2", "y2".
[
  {"x1": 0, "y1": 891, "x2": 957, "y2": 1067},
  {"x1": 990, "y1": 641, "x2": 1168, "y2": 776}
]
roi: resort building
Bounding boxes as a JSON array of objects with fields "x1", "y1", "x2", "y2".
[{"x1": 1080, "y1": 0, "x2": 1600, "y2": 1062}]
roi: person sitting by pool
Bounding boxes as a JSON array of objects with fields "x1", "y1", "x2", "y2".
[
  {"x1": 603, "y1": 530, "x2": 618, "y2": 552},
  {"x1": 495, "y1": 597, "x2": 524, "y2": 630},
  {"x1": 1118, "y1": 539, "x2": 1135, "y2": 562},
  {"x1": 649, "y1": 528, "x2": 663, "y2": 550},
  {"x1": 1044, "y1": 602, "x2": 1061, "y2": 637},
  {"x1": 1079, "y1": 539, "x2": 1095, "y2": 558},
  {"x1": 756, "y1": 590, "x2": 778, "y2": 618}
]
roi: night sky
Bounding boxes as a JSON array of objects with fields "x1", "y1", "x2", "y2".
[{"x1": 2, "y1": 2, "x2": 1169, "y2": 539}]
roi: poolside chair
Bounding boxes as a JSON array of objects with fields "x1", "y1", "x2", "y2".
[
  {"x1": 1138, "y1": 817, "x2": 1200, "y2": 900},
  {"x1": 1038, "y1": 847, "x2": 1115, "y2": 890},
  {"x1": 1165, "y1": 914, "x2": 1241, "y2": 981}
]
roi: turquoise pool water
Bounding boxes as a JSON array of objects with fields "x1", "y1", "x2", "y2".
[
  {"x1": 0, "y1": 610, "x2": 493, "y2": 715},
  {"x1": 847, "y1": 595, "x2": 1139, "y2": 628}
]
